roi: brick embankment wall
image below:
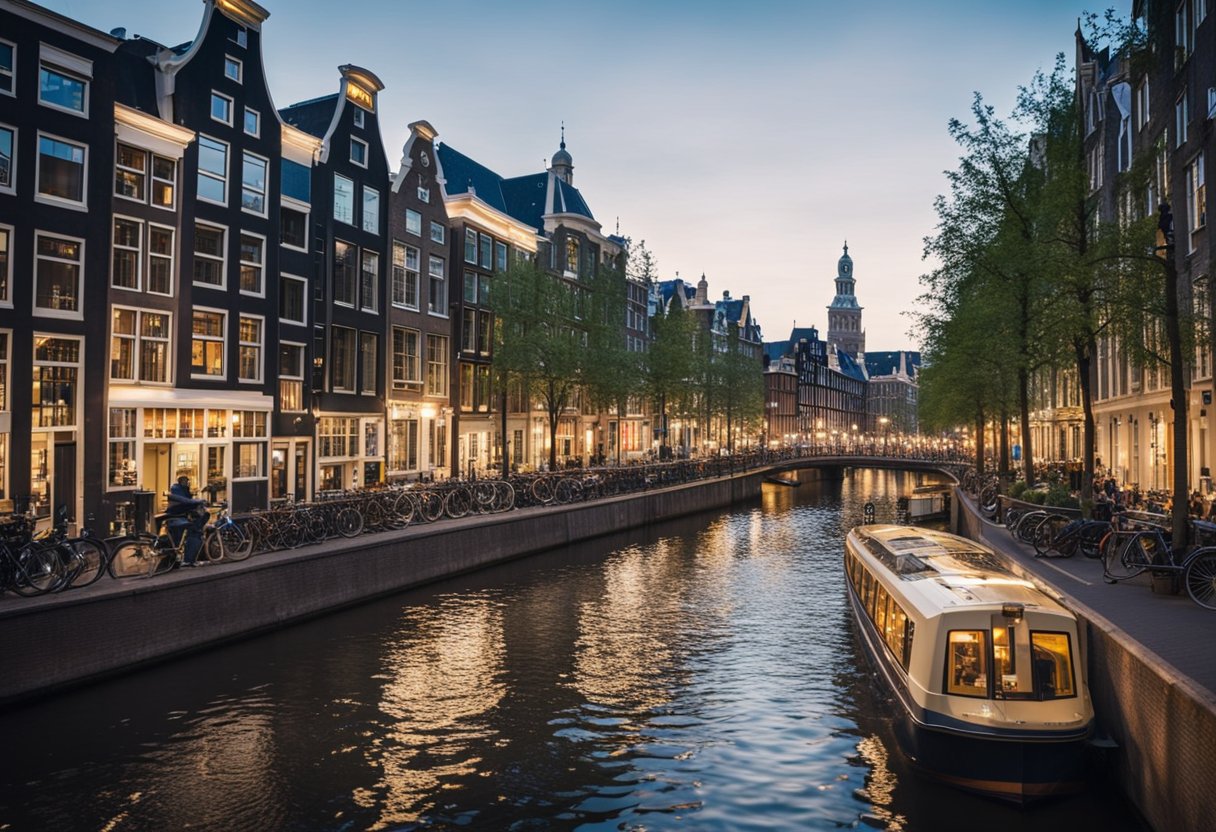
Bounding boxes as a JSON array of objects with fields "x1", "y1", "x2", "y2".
[
  {"x1": 954, "y1": 490, "x2": 1216, "y2": 832},
  {"x1": 0, "y1": 471, "x2": 766, "y2": 707}
]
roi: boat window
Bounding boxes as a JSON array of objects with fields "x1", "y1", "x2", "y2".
[
  {"x1": 1030, "y1": 631, "x2": 1076, "y2": 699},
  {"x1": 992, "y1": 625, "x2": 1019, "y2": 694},
  {"x1": 874, "y1": 587, "x2": 889, "y2": 636},
  {"x1": 945, "y1": 630, "x2": 988, "y2": 697},
  {"x1": 887, "y1": 604, "x2": 908, "y2": 668}
]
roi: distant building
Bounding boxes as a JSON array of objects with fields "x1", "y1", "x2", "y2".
[
  {"x1": 826, "y1": 243, "x2": 864, "y2": 361},
  {"x1": 864, "y1": 351, "x2": 920, "y2": 434},
  {"x1": 764, "y1": 326, "x2": 867, "y2": 445}
]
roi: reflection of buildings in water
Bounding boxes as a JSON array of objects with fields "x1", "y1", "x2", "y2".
[
  {"x1": 359, "y1": 596, "x2": 506, "y2": 829},
  {"x1": 855, "y1": 734, "x2": 907, "y2": 831}
]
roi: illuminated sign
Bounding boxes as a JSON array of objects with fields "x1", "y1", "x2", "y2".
[{"x1": 345, "y1": 83, "x2": 374, "y2": 112}]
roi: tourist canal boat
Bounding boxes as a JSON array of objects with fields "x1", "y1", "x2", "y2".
[{"x1": 844, "y1": 524, "x2": 1094, "y2": 802}]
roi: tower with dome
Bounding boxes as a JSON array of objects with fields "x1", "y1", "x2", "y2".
[{"x1": 826, "y1": 242, "x2": 865, "y2": 361}]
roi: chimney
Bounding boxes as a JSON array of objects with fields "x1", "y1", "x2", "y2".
[
  {"x1": 723, "y1": 290, "x2": 730, "y2": 300},
  {"x1": 110, "y1": 27, "x2": 127, "y2": 39}
]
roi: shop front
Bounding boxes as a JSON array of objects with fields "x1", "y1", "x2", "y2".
[{"x1": 316, "y1": 413, "x2": 384, "y2": 493}]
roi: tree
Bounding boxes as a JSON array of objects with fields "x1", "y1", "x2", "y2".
[
  {"x1": 647, "y1": 302, "x2": 696, "y2": 456},
  {"x1": 584, "y1": 256, "x2": 643, "y2": 464}
]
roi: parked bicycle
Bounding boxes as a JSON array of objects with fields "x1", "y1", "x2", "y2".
[{"x1": 1101, "y1": 522, "x2": 1216, "y2": 610}]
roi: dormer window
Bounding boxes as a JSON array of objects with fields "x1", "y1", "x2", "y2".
[
  {"x1": 353, "y1": 108, "x2": 364, "y2": 129},
  {"x1": 234, "y1": 27, "x2": 248, "y2": 49},
  {"x1": 224, "y1": 56, "x2": 242, "y2": 84}
]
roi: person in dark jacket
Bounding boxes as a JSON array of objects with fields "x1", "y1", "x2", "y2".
[{"x1": 166, "y1": 476, "x2": 207, "y2": 567}]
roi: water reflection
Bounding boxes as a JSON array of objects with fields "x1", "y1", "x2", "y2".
[{"x1": 0, "y1": 468, "x2": 1149, "y2": 831}]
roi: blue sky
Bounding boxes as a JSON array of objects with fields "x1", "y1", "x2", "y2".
[{"x1": 49, "y1": 0, "x2": 1098, "y2": 350}]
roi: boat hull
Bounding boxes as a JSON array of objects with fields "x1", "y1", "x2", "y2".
[{"x1": 847, "y1": 583, "x2": 1089, "y2": 803}]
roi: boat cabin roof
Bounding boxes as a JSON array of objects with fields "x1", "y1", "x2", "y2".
[{"x1": 850, "y1": 525, "x2": 1072, "y2": 618}]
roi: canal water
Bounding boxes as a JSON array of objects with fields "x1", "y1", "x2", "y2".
[{"x1": 0, "y1": 469, "x2": 1147, "y2": 831}]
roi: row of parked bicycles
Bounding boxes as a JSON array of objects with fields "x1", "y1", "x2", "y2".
[
  {"x1": 2, "y1": 451, "x2": 795, "y2": 596},
  {"x1": 964, "y1": 470, "x2": 1216, "y2": 610}
]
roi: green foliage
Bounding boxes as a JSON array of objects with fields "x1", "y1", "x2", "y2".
[
  {"x1": 1044, "y1": 485, "x2": 1080, "y2": 509},
  {"x1": 1008, "y1": 480, "x2": 1029, "y2": 500}
]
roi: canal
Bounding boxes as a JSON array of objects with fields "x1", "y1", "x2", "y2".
[{"x1": 0, "y1": 468, "x2": 1148, "y2": 831}]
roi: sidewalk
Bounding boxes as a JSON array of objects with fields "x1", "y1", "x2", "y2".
[{"x1": 971, "y1": 506, "x2": 1216, "y2": 704}]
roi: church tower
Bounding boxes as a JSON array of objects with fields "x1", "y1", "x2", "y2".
[{"x1": 826, "y1": 242, "x2": 865, "y2": 360}]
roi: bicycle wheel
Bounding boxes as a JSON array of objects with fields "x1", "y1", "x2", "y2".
[
  {"x1": 1034, "y1": 515, "x2": 1072, "y2": 558},
  {"x1": 1015, "y1": 512, "x2": 1045, "y2": 543},
  {"x1": 203, "y1": 530, "x2": 224, "y2": 562},
  {"x1": 219, "y1": 523, "x2": 253, "y2": 561},
  {"x1": 531, "y1": 477, "x2": 555, "y2": 505},
  {"x1": 444, "y1": 487, "x2": 472, "y2": 519},
  {"x1": 553, "y1": 478, "x2": 580, "y2": 505},
  {"x1": 1104, "y1": 533, "x2": 1152, "y2": 582},
  {"x1": 10, "y1": 544, "x2": 63, "y2": 596},
  {"x1": 391, "y1": 492, "x2": 415, "y2": 526},
  {"x1": 417, "y1": 491, "x2": 444, "y2": 523},
  {"x1": 336, "y1": 507, "x2": 364, "y2": 538},
  {"x1": 1184, "y1": 550, "x2": 1216, "y2": 610},
  {"x1": 1004, "y1": 507, "x2": 1024, "y2": 531},
  {"x1": 108, "y1": 540, "x2": 160, "y2": 579},
  {"x1": 66, "y1": 538, "x2": 109, "y2": 588}
]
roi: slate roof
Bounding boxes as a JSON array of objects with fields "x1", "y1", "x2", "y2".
[
  {"x1": 789, "y1": 326, "x2": 819, "y2": 343},
  {"x1": 656, "y1": 279, "x2": 695, "y2": 308},
  {"x1": 764, "y1": 341, "x2": 791, "y2": 362},
  {"x1": 113, "y1": 37, "x2": 162, "y2": 114},
  {"x1": 864, "y1": 350, "x2": 921, "y2": 379},
  {"x1": 550, "y1": 177, "x2": 594, "y2": 220},
  {"x1": 499, "y1": 173, "x2": 548, "y2": 229},
  {"x1": 436, "y1": 143, "x2": 511, "y2": 215},
  {"x1": 836, "y1": 348, "x2": 869, "y2": 382},
  {"x1": 279, "y1": 94, "x2": 340, "y2": 139}
]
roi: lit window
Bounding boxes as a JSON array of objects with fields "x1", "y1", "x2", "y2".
[
  {"x1": 1030, "y1": 632, "x2": 1076, "y2": 699},
  {"x1": 945, "y1": 630, "x2": 988, "y2": 697},
  {"x1": 115, "y1": 143, "x2": 146, "y2": 200},
  {"x1": 110, "y1": 309, "x2": 169, "y2": 383},
  {"x1": 239, "y1": 233, "x2": 264, "y2": 294},
  {"x1": 152, "y1": 156, "x2": 175, "y2": 209},
  {"x1": 224, "y1": 55, "x2": 242, "y2": 83},
  {"x1": 1188, "y1": 152, "x2": 1206, "y2": 244},
  {"x1": 108, "y1": 408, "x2": 138, "y2": 487},
  {"x1": 211, "y1": 91, "x2": 233, "y2": 125},
  {"x1": 33, "y1": 337, "x2": 81, "y2": 429},
  {"x1": 334, "y1": 174, "x2": 354, "y2": 225},
  {"x1": 197, "y1": 135, "x2": 228, "y2": 204},
  {"x1": 279, "y1": 343, "x2": 305, "y2": 412},
  {"x1": 238, "y1": 316, "x2": 262, "y2": 382},
  {"x1": 191, "y1": 310, "x2": 226, "y2": 377},
  {"x1": 37, "y1": 134, "x2": 86, "y2": 205},
  {"x1": 241, "y1": 152, "x2": 267, "y2": 214},
  {"x1": 34, "y1": 232, "x2": 83, "y2": 315}
]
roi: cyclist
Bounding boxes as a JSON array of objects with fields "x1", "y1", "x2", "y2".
[{"x1": 166, "y1": 476, "x2": 207, "y2": 567}]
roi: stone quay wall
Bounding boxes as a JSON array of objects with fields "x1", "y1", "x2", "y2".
[
  {"x1": 954, "y1": 494, "x2": 1216, "y2": 832},
  {"x1": 0, "y1": 469, "x2": 773, "y2": 707}
]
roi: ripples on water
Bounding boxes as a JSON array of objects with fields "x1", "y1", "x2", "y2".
[{"x1": 0, "y1": 470, "x2": 1147, "y2": 831}]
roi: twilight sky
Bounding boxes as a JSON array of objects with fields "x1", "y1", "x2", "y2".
[{"x1": 51, "y1": 0, "x2": 1097, "y2": 351}]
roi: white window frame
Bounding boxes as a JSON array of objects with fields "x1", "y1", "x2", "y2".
[
  {"x1": 360, "y1": 249, "x2": 379, "y2": 313},
  {"x1": 425, "y1": 334, "x2": 448, "y2": 398},
  {"x1": 0, "y1": 39, "x2": 14, "y2": 98},
  {"x1": 191, "y1": 307, "x2": 227, "y2": 380},
  {"x1": 1177, "y1": 90, "x2": 1189, "y2": 147},
  {"x1": 360, "y1": 331, "x2": 377, "y2": 395},
  {"x1": 33, "y1": 230, "x2": 84, "y2": 320},
  {"x1": 1136, "y1": 78, "x2": 1150, "y2": 131},
  {"x1": 244, "y1": 106, "x2": 260, "y2": 138},
  {"x1": 279, "y1": 341, "x2": 306, "y2": 413},
  {"x1": 107, "y1": 407, "x2": 138, "y2": 491},
  {"x1": 280, "y1": 198, "x2": 310, "y2": 253},
  {"x1": 114, "y1": 141, "x2": 147, "y2": 203},
  {"x1": 38, "y1": 55, "x2": 89, "y2": 118},
  {"x1": 151, "y1": 154, "x2": 177, "y2": 211},
  {"x1": 391, "y1": 240, "x2": 420, "y2": 310},
  {"x1": 147, "y1": 222, "x2": 175, "y2": 297},
  {"x1": 110, "y1": 306, "x2": 171, "y2": 385},
  {"x1": 35, "y1": 130, "x2": 88, "y2": 210},
  {"x1": 350, "y1": 137, "x2": 368, "y2": 168},
  {"x1": 241, "y1": 151, "x2": 269, "y2": 217},
  {"x1": 1188, "y1": 151, "x2": 1206, "y2": 246},
  {"x1": 237, "y1": 313, "x2": 264, "y2": 384},
  {"x1": 331, "y1": 325, "x2": 357, "y2": 393},
  {"x1": 430, "y1": 221, "x2": 445, "y2": 244},
  {"x1": 224, "y1": 55, "x2": 243, "y2": 83},
  {"x1": 353, "y1": 108, "x2": 364, "y2": 128},
  {"x1": 279, "y1": 273, "x2": 308, "y2": 325},
  {"x1": 334, "y1": 173, "x2": 355, "y2": 226},
  {"x1": 417, "y1": 186, "x2": 430, "y2": 203},
  {"x1": 239, "y1": 230, "x2": 266, "y2": 297},
  {"x1": 428, "y1": 255, "x2": 447, "y2": 317},
  {"x1": 111, "y1": 214, "x2": 143, "y2": 292},
  {"x1": 405, "y1": 208, "x2": 421, "y2": 236},
  {"x1": 192, "y1": 221, "x2": 227, "y2": 290},
  {"x1": 196, "y1": 134, "x2": 228, "y2": 206},
  {"x1": 0, "y1": 223, "x2": 12, "y2": 307},
  {"x1": 362, "y1": 185, "x2": 380, "y2": 235},
  {"x1": 391, "y1": 326, "x2": 421, "y2": 387},
  {"x1": 233, "y1": 27, "x2": 248, "y2": 49},
  {"x1": 210, "y1": 90, "x2": 233, "y2": 126},
  {"x1": 0, "y1": 122, "x2": 15, "y2": 195}
]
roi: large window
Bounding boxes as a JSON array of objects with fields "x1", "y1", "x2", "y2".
[
  {"x1": 361, "y1": 250, "x2": 379, "y2": 312},
  {"x1": 238, "y1": 316, "x2": 262, "y2": 382},
  {"x1": 34, "y1": 232, "x2": 83, "y2": 315},
  {"x1": 1188, "y1": 152, "x2": 1206, "y2": 240},
  {"x1": 465, "y1": 228, "x2": 477, "y2": 263},
  {"x1": 318, "y1": 417, "x2": 358, "y2": 458},
  {"x1": 115, "y1": 143, "x2": 146, "y2": 201},
  {"x1": 191, "y1": 309, "x2": 226, "y2": 378},
  {"x1": 0, "y1": 225, "x2": 10, "y2": 305},
  {"x1": 350, "y1": 137, "x2": 367, "y2": 167},
  {"x1": 426, "y1": 335, "x2": 448, "y2": 397},
  {"x1": 279, "y1": 343, "x2": 304, "y2": 412},
  {"x1": 0, "y1": 40, "x2": 13, "y2": 95},
  {"x1": 32, "y1": 337, "x2": 80, "y2": 428},
  {"x1": 334, "y1": 240, "x2": 356, "y2": 306},
  {"x1": 108, "y1": 408, "x2": 138, "y2": 488},
  {"x1": 360, "y1": 332, "x2": 377, "y2": 395},
  {"x1": 430, "y1": 221, "x2": 445, "y2": 244},
  {"x1": 37, "y1": 134, "x2": 86, "y2": 205},
  {"x1": 39, "y1": 61, "x2": 87, "y2": 115},
  {"x1": 112, "y1": 218, "x2": 141, "y2": 290},
  {"x1": 1030, "y1": 631, "x2": 1076, "y2": 699},
  {"x1": 362, "y1": 186, "x2": 380, "y2": 234},
  {"x1": 331, "y1": 326, "x2": 356, "y2": 392},
  {"x1": 148, "y1": 225, "x2": 174, "y2": 295},
  {"x1": 242, "y1": 152, "x2": 268, "y2": 215},
  {"x1": 239, "y1": 233, "x2": 264, "y2": 295},
  {"x1": 334, "y1": 174, "x2": 354, "y2": 225},
  {"x1": 391, "y1": 327, "x2": 419, "y2": 386},
  {"x1": 479, "y1": 233, "x2": 492, "y2": 270},
  {"x1": 0, "y1": 125, "x2": 13, "y2": 192},
  {"x1": 392, "y1": 241, "x2": 419, "y2": 309},
  {"x1": 405, "y1": 208, "x2": 421, "y2": 236},
  {"x1": 110, "y1": 308, "x2": 169, "y2": 383},
  {"x1": 945, "y1": 630, "x2": 988, "y2": 697},
  {"x1": 197, "y1": 135, "x2": 228, "y2": 204},
  {"x1": 193, "y1": 222, "x2": 225, "y2": 287},
  {"x1": 210, "y1": 91, "x2": 233, "y2": 126},
  {"x1": 280, "y1": 206, "x2": 307, "y2": 249},
  {"x1": 388, "y1": 419, "x2": 419, "y2": 472},
  {"x1": 280, "y1": 274, "x2": 307, "y2": 324},
  {"x1": 428, "y1": 255, "x2": 446, "y2": 314}
]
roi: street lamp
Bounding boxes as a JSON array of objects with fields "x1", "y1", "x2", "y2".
[{"x1": 879, "y1": 416, "x2": 890, "y2": 456}]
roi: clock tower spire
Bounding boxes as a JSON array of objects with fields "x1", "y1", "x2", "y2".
[{"x1": 826, "y1": 242, "x2": 865, "y2": 361}]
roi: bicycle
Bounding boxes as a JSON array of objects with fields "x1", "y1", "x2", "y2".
[
  {"x1": 108, "y1": 506, "x2": 225, "y2": 578},
  {"x1": 1102, "y1": 524, "x2": 1216, "y2": 610}
]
